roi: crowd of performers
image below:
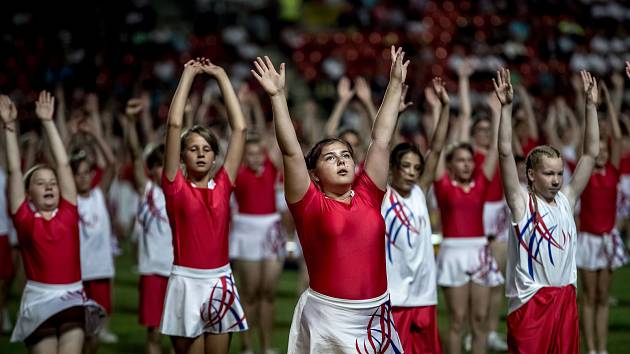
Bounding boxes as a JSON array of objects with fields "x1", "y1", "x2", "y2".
[{"x1": 1, "y1": 47, "x2": 630, "y2": 354}]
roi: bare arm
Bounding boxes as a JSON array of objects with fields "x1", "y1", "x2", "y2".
[
  {"x1": 123, "y1": 99, "x2": 148, "y2": 193},
  {"x1": 483, "y1": 92, "x2": 500, "y2": 180},
  {"x1": 424, "y1": 86, "x2": 441, "y2": 141},
  {"x1": 601, "y1": 82, "x2": 622, "y2": 169},
  {"x1": 164, "y1": 60, "x2": 201, "y2": 181},
  {"x1": 324, "y1": 77, "x2": 354, "y2": 137},
  {"x1": 200, "y1": 59, "x2": 247, "y2": 182},
  {"x1": 457, "y1": 59, "x2": 473, "y2": 143},
  {"x1": 515, "y1": 85, "x2": 539, "y2": 141},
  {"x1": 54, "y1": 84, "x2": 69, "y2": 144},
  {"x1": 494, "y1": 69, "x2": 526, "y2": 221},
  {"x1": 139, "y1": 92, "x2": 158, "y2": 144},
  {"x1": 252, "y1": 56, "x2": 310, "y2": 203},
  {"x1": 1, "y1": 95, "x2": 25, "y2": 213},
  {"x1": 565, "y1": 71, "x2": 600, "y2": 208},
  {"x1": 543, "y1": 104, "x2": 562, "y2": 150},
  {"x1": 37, "y1": 91, "x2": 77, "y2": 205},
  {"x1": 79, "y1": 117, "x2": 116, "y2": 194},
  {"x1": 355, "y1": 76, "x2": 378, "y2": 122},
  {"x1": 611, "y1": 72, "x2": 624, "y2": 114},
  {"x1": 419, "y1": 77, "x2": 450, "y2": 193},
  {"x1": 364, "y1": 47, "x2": 408, "y2": 190}
]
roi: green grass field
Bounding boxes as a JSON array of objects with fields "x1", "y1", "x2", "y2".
[{"x1": 2, "y1": 248, "x2": 630, "y2": 353}]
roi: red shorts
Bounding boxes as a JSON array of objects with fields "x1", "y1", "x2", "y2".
[
  {"x1": 83, "y1": 278, "x2": 112, "y2": 314},
  {"x1": 507, "y1": 285, "x2": 579, "y2": 354},
  {"x1": 139, "y1": 274, "x2": 169, "y2": 328},
  {"x1": 392, "y1": 305, "x2": 442, "y2": 354},
  {"x1": 0, "y1": 235, "x2": 15, "y2": 279}
]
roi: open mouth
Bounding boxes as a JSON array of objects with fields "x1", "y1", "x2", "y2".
[
  {"x1": 43, "y1": 193, "x2": 54, "y2": 199},
  {"x1": 337, "y1": 168, "x2": 349, "y2": 176}
]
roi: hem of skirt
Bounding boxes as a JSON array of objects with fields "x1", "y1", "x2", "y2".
[{"x1": 160, "y1": 326, "x2": 248, "y2": 338}]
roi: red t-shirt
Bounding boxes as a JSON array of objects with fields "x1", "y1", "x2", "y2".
[
  {"x1": 234, "y1": 158, "x2": 277, "y2": 214},
  {"x1": 620, "y1": 153, "x2": 630, "y2": 175},
  {"x1": 12, "y1": 198, "x2": 82, "y2": 284},
  {"x1": 289, "y1": 172, "x2": 387, "y2": 300},
  {"x1": 474, "y1": 151, "x2": 503, "y2": 202},
  {"x1": 579, "y1": 163, "x2": 619, "y2": 235},
  {"x1": 162, "y1": 167, "x2": 234, "y2": 269},
  {"x1": 434, "y1": 171, "x2": 488, "y2": 237}
]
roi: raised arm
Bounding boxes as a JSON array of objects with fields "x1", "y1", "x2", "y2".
[
  {"x1": 36, "y1": 91, "x2": 77, "y2": 204},
  {"x1": 419, "y1": 77, "x2": 450, "y2": 193},
  {"x1": 54, "y1": 84, "x2": 70, "y2": 144},
  {"x1": 423, "y1": 86, "x2": 441, "y2": 141},
  {"x1": 543, "y1": 103, "x2": 561, "y2": 150},
  {"x1": 1, "y1": 95, "x2": 24, "y2": 213},
  {"x1": 364, "y1": 46, "x2": 408, "y2": 189},
  {"x1": 565, "y1": 71, "x2": 600, "y2": 208},
  {"x1": 456, "y1": 59, "x2": 473, "y2": 143},
  {"x1": 515, "y1": 84, "x2": 539, "y2": 142},
  {"x1": 482, "y1": 92, "x2": 501, "y2": 180},
  {"x1": 611, "y1": 72, "x2": 624, "y2": 114},
  {"x1": 494, "y1": 68, "x2": 526, "y2": 221},
  {"x1": 123, "y1": 98, "x2": 148, "y2": 192},
  {"x1": 355, "y1": 76, "x2": 378, "y2": 122},
  {"x1": 199, "y1": 59, "x2": 247, "y2": 182},
  {"x1": 600, "y1": 82, "x2": 622, "y2": 169},
  {"x1": 324, "y1": 77, "x2": 355, "y2": 137},
  {"x1": 251, "y1": 56, "x2": 310, "y2": 203},
  {"x1": 164, "y1": 60, "x2": 202, "y2": 181},
  {"x1": 78, "y1": 113, "x2": 116, "y2": 193}
]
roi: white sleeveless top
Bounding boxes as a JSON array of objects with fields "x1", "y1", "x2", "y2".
[
  {"x1": 381, "y1": 185, "x2": 437, "y2": 306},
  {"x1": 78, "y1": 188, "x2": 115, "y2": 280},
  {"x1": 137, "y1": 181, "x2": 173, "y2": 276},
  {"x1": 506, "y1": 191, "x2": 577, "y2": 314}
]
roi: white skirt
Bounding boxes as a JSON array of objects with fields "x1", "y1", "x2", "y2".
[
  {"x1": 576, "y1": 231, "x2": 629, "y2": 270},
  {"x1": 436, "y1": 237, "x2": 505, "y2": 287},
  {"x1": 11, "y1": 280, "x2": 106, "y2": 342},
  {"x1": 160, "y1": 264, "x2": 248, "y2": 337},
  {"x1": 229, "y1": 213, "x2": 285, "y2": 261},
  {"x1": 288, "y1": 289, "x2": 403, "y2": 354},
  {"x1": 483, "y1": 200, "x2": 511, "y2": 242}
]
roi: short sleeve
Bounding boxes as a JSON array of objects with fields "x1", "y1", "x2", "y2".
[
  {"x1": 56, "y1": 198, "x2": 79, "y2": 225},
  {"x1": 433, "y1": 174, "x2": 451, "y2": 203},
  {"x1": 161, "y1": 169, "x2": 185, "y2": 196},
  {"x1": 288, "y1": 181, "x2": 319, "y2": 225},
  {"x1": 353, "y1": 172, "x2": 386, "y2": 209},
  {"x1": 11, "y1": 199, "x2": 32, "y2": 224},
  {"x1": 213, "y1": 167, "x2": 235, "y2": 196}
]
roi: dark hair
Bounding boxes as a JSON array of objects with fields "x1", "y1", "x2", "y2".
[
  {"x1": 180, "y1": 125, "x2": 219, "y2": 156},
  {"x1": 338, "y1": 128, "x2": 362, "y2": 145},
  {"x1": 389, "y1": 143, "x2": 424, "y2": 170},
  {"x1": 445, "y1": 142, "x2": 474, "y2": 163},
  {"x1": 514, "y1": 155, "x2": 526, "y2": 164},
  {"x1": 525, "y1": 145, "x2": 562, "y2": 187},
  {"x1": 305, "y1": 138, "x2": 354, "y2": 170},
  {"x1": 24, "y1": 164, "x2": 56, "y2": 190},
  {"x1": 146, "y1": 143, "x2": 165, "y2": 170},
  {"x1": 471, "y1": 116, "x2": 491, "y2": 134},
  {"x1": 70, "y1": 149, "x2": 94, "y2": 174},
  {"x1": 245, "y1": 136, "x2": 262, "y2": 146}
]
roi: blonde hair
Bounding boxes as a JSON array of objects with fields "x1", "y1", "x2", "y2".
[{"x1": 525, "y1": 145, "x2": 562, "y2": 188}]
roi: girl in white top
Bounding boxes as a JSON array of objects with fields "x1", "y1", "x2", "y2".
[
  {"x1": 380, "y1": 77, "x2": 450, "y2": 354},
  {"x1": 496, "y1": 68, "x2": 600, "y2": 353}
]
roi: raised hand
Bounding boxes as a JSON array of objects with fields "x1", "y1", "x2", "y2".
[
  {"x1": 183, "y1": 58, "x2": 204, "y2": 77},
  {"x1": 35, "y1": 91, "x2": 55, "y2": 120},
  {"x1": 390, "y1": 46, "x2": 410, "y2": 83},
  {"x1": 581, "y1": 70, "x2": 598, "y2": 106},
  {"x1": 492, "y1": 68, "x2": 513, "y2": 106},
  {"x1": 432, "y1": 77, "x2": 449, "y2": 106},
  {"x1": 337, "y1": 76, "x2": 354, "y2": 102},
  {"x1": 125, "y1": 98, "x2": 144, "y2": 119},
  {"x1": 85, "y1": 93, "x2": 99, "y2": 114},
  {"x1": 456, "y1": 59, "x2": 474, "y2": 78},
  {"x1": 612, "y1": 72, "x2": 624, "y2": 88},
  {"x1": 354, "y1": 76, "x2": 371, "y2": 103},
  {"x1": 424, "y1": 86, "x2": 440, "y2": 109},
  {"x1": 251, "y1": 56, "x2": 285, "y2": 97},
  {"x1": 197, "y1": 57, "x2": 226, "y2": 77},
  {"x1": 0, "y1": 95, "x2": 17, "y2": 124},
  {"x1": 626, "y1": 61, "x2": 630, "y2": 80},
  {"x1": 398, "y1": 84, "x2": 413, "y2": 113}
]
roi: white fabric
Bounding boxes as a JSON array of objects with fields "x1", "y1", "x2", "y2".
[
  {"x1": 229, "y1": 213, "x2": 285, "y2": 261},
  {"x1": 108, "y1": 178, "x2": 139, "y2": 237},
  {"x1": 137, "y1": 181, "x2": 173, "y2": 276},
  {"x1": 11, "y1": 281, "x2": 106, "y2": 342},
  {"x1": 275, "y1": 185, "x2": 289, "y2": 212},
  {"x1": 288, "y1": 289, "x2": 403, "y2": 354},
  {"x1": 78, "y1": 188, "x2": 115, "y2": 280},
  {"x1": 483, "y1": 200, "x2": 511, "y2": 242},
  {"x1": 160, "y1": 264, "x2": 248, "y2": 337},
  {"x1": 576, "y1": 230, "x2": 629, "y2": 270},
  {"x1": 436, "y1": 237, "x2": 504, "y2": 287},
  {"x1": 506, "y1": 191, "x2": 577, "y2": 314},
  {"x1": 381, "y1": 185, "x2": 437, "y2": 306},
  {"x1": 617, "y1": 175, "x2": 630, "y2": 219},
  {"x1": 0, "y1": 170, "x2": 15, "y2": 236}
]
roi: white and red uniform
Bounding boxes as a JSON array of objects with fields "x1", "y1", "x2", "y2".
[
  {"x1": 10, "y1": 198, "x2": 105, "y2": 342},
  {"x1": 475, "y1": 151, "x2": 511, "y2": 242},
  {"x1": 160, "y1": 168, "x2": 247, "y2": 337},
  {"x1": 230, "y1": 157, "x2": 284, "y2": 261},
  {"x1": 434, "y1": 172, "x2": 504, "y2": 287},
  {"x1": 577, "y1": 163, "x2": 629, "y2": 270},
  {"x1": 617, "y1": 154, "x2": 630, "y2": 220},
  {"x1": 506, "y1": 191, "x2": 579, "y2": 352},
  {"x1": 0, "y1": 170, "x2": 16, "y2": 279},
  {"x1": 78, "y1": 187, "x2": 115, "y2": 314},
  {"x1": 287, "y1": 172, "x2": 402, "y2": 354},
  {"x1": 137, "y1": 181, "x2": 173, "y2": 328},
  {"x1": 381, "y1": 185, "x2": 441, "y2": 354}
]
